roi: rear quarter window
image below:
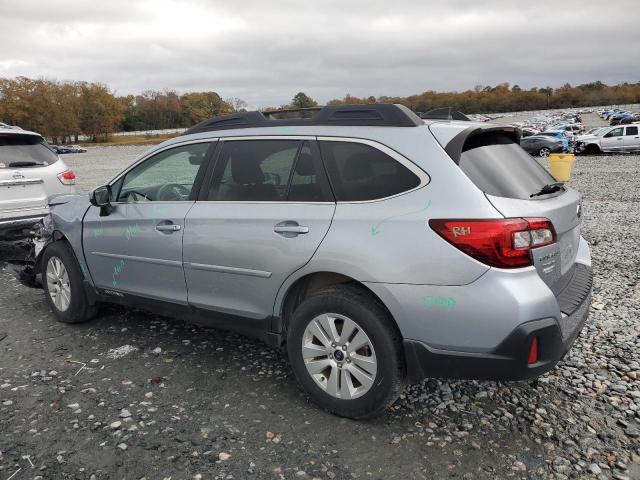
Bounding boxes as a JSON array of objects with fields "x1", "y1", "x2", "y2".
[
  {"x1": 319, "y1": 141, "x2": 421, "y2": 201},
  {"x1": 458, "y1": 133, "x2": 558, "y2": 200},
  {"x1": 0, "y1": 134, "x2": 59, "y2": 168}
]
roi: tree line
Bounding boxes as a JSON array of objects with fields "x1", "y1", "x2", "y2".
[
  {"x1": 1, "y1": 77, "x2": 639, "y2": 142},
  {"x1": 326, "y1": 81, "x2": 640, "y2": 114}
]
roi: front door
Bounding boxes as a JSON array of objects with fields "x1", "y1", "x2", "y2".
[
  {"x1": 83, "y1": 141, "x2": 214, "y2": 304},
  {"x1": 183, "y1": 138, "x2": 335, "y2": 321},
  {"x1": 600, "y1": 127, "x2": 624, "y2": 152}
]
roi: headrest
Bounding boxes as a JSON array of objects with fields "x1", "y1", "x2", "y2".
[
  {"x1": 231, "y1": 157, "x2": 264, "y2": 184},
  {"x1": 295, "y1": 152, "x2": 315, "y2": 176},
  {"x1": 343, "y1": 153, "x2": 373, "y2": 181}
]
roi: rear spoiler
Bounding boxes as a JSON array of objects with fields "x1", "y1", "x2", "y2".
[{"x1": 444, "y1": 126, "x2": 521, "y2": 164}]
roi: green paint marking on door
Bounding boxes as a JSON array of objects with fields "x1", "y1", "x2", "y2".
[{"x1": 370, "y1": 200, "x2": 431, "y2": 237}]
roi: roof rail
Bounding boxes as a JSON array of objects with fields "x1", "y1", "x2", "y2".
[
  {"x1": 420, "y1": 108, "x2": 471, "y2": 121},
  {"x1": 183, "y1": 103, "x2": 423, "y2": 135}
]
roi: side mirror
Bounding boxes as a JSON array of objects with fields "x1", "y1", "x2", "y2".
[{"x1": 90, "y1": 185, "x2": 113, "y2": 216}]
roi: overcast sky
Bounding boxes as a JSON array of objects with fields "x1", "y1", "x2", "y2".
[{"x1": 1, "y1": 0, "x2": 638, "y2": 106}]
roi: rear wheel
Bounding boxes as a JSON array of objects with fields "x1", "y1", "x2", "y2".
[
  {"x1": 42, "y1": 241, "x2": 97, "y2": 324},
  {"x1": 538, "y1": 147, "x2": 551, "y2": 157},
  {"x1": 287, "y1": 285, "x2": 405, "y2": 419}
]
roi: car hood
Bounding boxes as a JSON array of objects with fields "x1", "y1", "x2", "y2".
[
  {"x1": 48, "y1": 192, "x2": 89, "y2": 207},
  {"x1": 575, "y1": 134, "x2": 598, "y2": 142}
]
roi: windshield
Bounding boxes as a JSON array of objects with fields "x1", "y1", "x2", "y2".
[
  {"x1": 459, "y1": 133, "x2": 559, "y2": 200},
  {"x1": 0, "y1": 134, "x2": 59, "y2": 167}
]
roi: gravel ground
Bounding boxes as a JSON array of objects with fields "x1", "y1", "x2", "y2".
[{"x1": 1, "y1": 130, "x2": 639, "y2": 479}]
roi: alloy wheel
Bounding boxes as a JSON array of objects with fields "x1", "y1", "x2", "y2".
[
  {"x1": 46, "y1": 256, "x2": 71, "y2": 312},
  {"x1": 301, "y1": 313, "x2": 377, "y2": 400}
]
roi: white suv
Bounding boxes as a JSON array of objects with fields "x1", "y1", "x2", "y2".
[{"x1": 0, "y1": 126, "x2": 77, "y2": 238}]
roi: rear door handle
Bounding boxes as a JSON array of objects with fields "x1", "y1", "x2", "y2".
[
  {"x1": 274, "y1": 226, "x2": 309, "y2": 234},
  {"x1": 156, "y1": 223, "x2": 181, "y2": 232},
  {"x1": 274, "y1": 221, "x2": 309, "y2": 237}
]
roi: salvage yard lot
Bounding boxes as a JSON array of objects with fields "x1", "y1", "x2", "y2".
[{"x1": 1, "y1": 146, "x2": 639, "y2": 479}]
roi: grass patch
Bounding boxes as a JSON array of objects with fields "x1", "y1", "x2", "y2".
[{"x1": 80, "y1": 133, "x2": 180, "y2": 147}]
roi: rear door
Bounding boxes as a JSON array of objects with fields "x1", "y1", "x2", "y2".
[
  {"x1": 183, "y1": 138, "x2": 335, "y2": 321},
  {"x1": 623, "y1": 125, "x2": 640, "y2": 152},
  {"x1": 600, "y1": 127, "x2": 624, "y2": 152}
]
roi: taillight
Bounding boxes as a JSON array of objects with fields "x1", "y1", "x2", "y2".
[
  {"x1": 57, "y1": 169, "x2": 76, "y2": 185},
  {"x1": 428, "y1": 218, "x2": 556, "y2": 268}
]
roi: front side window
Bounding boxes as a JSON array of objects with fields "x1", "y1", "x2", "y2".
[
  {"x1": 625, "y1": 126, "x2": 638, "y2": 136},
  {"x1": 117, "y1": 142, "x2": 211, "y2": 202},
  {"x1": 207, "y1": 140, "x2": 332, "y2": 202},
  {"x1": 319, "y1": 141, "x2": 421, "y2": 201},
  {"x1": 605, "y1": 128, "x2": 623, "y2": 138}
]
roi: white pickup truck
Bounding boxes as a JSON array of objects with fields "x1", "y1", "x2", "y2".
[
  {"x1": 575, "y1": 124, "x2": 640, "y2": 154},
  {"x1": 0, "y1": 126, "x2": 77, "y2": 239}
]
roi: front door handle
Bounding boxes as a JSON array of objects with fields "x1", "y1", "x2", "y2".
[
  {"x1": 274, "y1": 221, "x2": 309, "y2": 237},
  {"x1": 156, "y1": 223, "x2": 181, "y2": 232}
]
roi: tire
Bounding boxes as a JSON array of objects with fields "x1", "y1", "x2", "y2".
[
  {"x1": 287, "y1": 284, "x2": 406, "y2": 419},
  {"x1": 585, "y1": 144, "x2": 600, "y2": 155},
  {"x1": 538, "y1": 147, "x2": 551, "y2": 157},
  {"x1": 42, "y1": 241, "x2": 97, "y2": 324}
]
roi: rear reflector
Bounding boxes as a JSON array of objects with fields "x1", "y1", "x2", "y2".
[
  {"x1": 528, "y1": 337, "x2": 539, "y2": 364},
  {"x1": 57, "y1": 169, "x2": 76, "y2": 185},
  {"x1": 428, "y1": 218, "x2": 556, "y2": 268}
]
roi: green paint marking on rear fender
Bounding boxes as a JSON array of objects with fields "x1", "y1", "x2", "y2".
[{"x1": 371, "y1": 200, "x2": 431, "y2": 237}]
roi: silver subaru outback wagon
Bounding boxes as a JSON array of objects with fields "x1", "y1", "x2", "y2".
[{"x1": 17, "y1": 104, "x2": 592, "y2": 419}]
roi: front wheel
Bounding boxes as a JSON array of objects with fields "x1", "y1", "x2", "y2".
[
  {"x1": 287, "y1": 285, "x2": 405, "y2": 419},
  {"x1": 538, "y1": 147, "x2": 551, "y2": 157},
  {"x1": 42, "y1": 241, "x2": 97, "y2": 324}
]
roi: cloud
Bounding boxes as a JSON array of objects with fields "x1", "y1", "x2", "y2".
[{"x1": 1, "y1": 0, "x2": 638, "y2": 105}]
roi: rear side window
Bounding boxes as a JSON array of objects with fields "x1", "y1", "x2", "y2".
[
  {"x1": 0, "y1": 134, "x2": 58, "y2": 168},
  {"x1": 626, "y1": 126, "x2": 638, "y2": 136},
  {"x1": 319, "y1": 141, "x2": 420, "y2": 201},
  {"x1": 458, "y1": 133, "x2": 558, "y2": 200},
  {"x1": 207, "y1": 140, "x2": 332, "y2": 202}
]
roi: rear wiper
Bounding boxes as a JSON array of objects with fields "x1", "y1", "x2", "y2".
[
  {"x1": 8, "y1": 161, "x2": 45, "y2": 168},
  {"x1": 530, "y1": 182, "x2": 565, "y2": 198}
]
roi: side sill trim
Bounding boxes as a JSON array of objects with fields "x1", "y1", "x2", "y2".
[
  {"x1": 184, "y1": 261, "x2": 272, "y2": 278},
  {"x1": 91, "y1": 251, "x2": 182, "y2": 267}
]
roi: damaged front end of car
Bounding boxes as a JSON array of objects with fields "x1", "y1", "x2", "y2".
[{"x1": 9, "y1": 214, "x2": 57, "y2": 288}]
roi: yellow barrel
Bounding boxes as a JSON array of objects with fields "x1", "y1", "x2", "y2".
[{"x1": 548, "y1": 153, "x2": 575, "y2": 182}]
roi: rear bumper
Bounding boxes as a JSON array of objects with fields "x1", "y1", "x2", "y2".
[
  {"x1": 0, "y1": 214, "x2": 47, "y2": 237},
  {"x1": 404, "y1": 264, "x2": 593, "y2": 382}
]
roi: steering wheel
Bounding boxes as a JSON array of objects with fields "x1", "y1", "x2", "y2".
[{"x1": 157, "y1": 183, "x2": 190, "y2": 201}]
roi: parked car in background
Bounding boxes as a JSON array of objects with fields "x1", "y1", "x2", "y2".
[
  {"x1": 575, "y1": 124, "x2": 640, "y2": 154},
  {"x1": 0, "y1": 126, "x2": 77, "y2": 238},
  {"x1": 613, "y1": 114, "x2": 640, "y2": 126},
  {"x1": 52, "y1": 144, "x2": 87, "y2": 154},
  {"x1": 520, "y1": 135, "x2": 565, "y2": 157},
  {"x1": 537, "y1": 130, "x2": 571, "y2": 152},
  {"x1": 15, "y1": 104, "x2": 592, "y2": 419}
]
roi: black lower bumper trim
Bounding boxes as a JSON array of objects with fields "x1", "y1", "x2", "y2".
[{"x1": 404, "y1": 284, "x2": 591, "y2": 383}]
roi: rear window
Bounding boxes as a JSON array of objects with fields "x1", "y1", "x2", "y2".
[
  {"x1": 0, "y1": 134, "x2": 58, "y2": 168},
  {"x1": 459, "y1": 133, "x2": 558, "y2": 200},
  {"x1": 319, "y1": 141, "x2": 420, "y2": 201}
]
